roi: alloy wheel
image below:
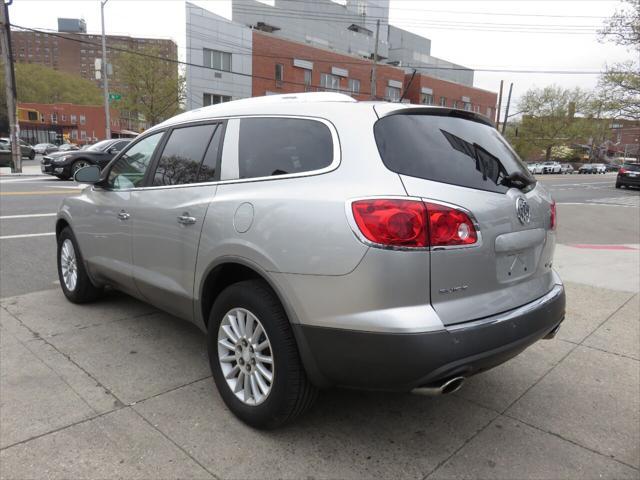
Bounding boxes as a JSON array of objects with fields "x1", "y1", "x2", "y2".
[
  {"x1": 217, "y1": 308, "x2": 274, "y2": 406},
  {"x1": 60, "y1": 239, "x2": 78, "y2": 291}
]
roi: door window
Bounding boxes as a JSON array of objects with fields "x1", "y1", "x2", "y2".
[
  {"x1": 235, "y1": 118, "x2": 333, "y2": 180},
  {"x1": 152, "y1": 124, "x2": 219, "y2": 186},
  {"x1": 107, "y1": 132, "x2": 163, "y2": 190}
]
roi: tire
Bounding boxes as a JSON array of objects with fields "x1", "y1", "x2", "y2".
[
  {"x1": 207, "y1": 279, "x2": 317, "y2": 429},
  {"x1": 28, "y1": 150, "x2": 35, "y2": 160},
  {"x1": 57, "y1": 227, "x2": 102, "y2": 303}
]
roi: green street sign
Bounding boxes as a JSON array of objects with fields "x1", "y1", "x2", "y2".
[{"x1": 108, "y1": 93, "x2": 121, "y2": 101}]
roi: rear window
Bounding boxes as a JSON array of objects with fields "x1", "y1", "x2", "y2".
[
  {"x1": 374, "y1": 114, "x2": 533, "y2": 194},
  {"x1": 238, "y1": 118, "x2": 333, "y2": 179},
  {"x1": 623, "y1": 163, "x2": 640, "y2": 171}
]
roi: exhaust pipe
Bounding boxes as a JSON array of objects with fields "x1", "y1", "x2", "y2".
[
  {"x1": 544, "y1": 322, "x2": 562, "y2": 339},
  {"x1": 411, "y1": 376, "x2": 465, "y2": 397}
]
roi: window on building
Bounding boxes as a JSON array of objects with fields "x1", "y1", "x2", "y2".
[
  {"x1": 203, "y1": 48, "x2": 231, "y2": 72},
  {"x1": 452, "y1": 101, "x2": 459, "y2": 109},
  {"x1": 27, "y1": 111, "x2": 37, "y2": 121},
  {"x1": 79, "y1": 114, "x2": 86, "y2": 125},
  {"x1": 71, "y1": 130, "x2": 78, "y2": 140},
  {"x1": 80, "y1": 130, "x2": 87, "y2": 140},
  {"x1": 320, "y1": 73, "x2": 340, "y2": 92},
  {"x1": 203, "y1": 93, "x2": 232, "y2": 106},
  {"x1": 61, "y1": 114, "x2": 67, "y2": 122},
  {"x1": 463, "y1": 102, "x2": 472, "y2": 111},
  {"x1": 421, "y1": 93, "x2": 434, "y2": 105},
  {"x1": 153, "y1": 124, "x2": 220, "y2": 186},
  {"x1": 275, "y1": 63, "x2": 284, "y2": 83},
  {"x1": 474, "y1": 105, "x2": 480, "y2": 113},
  {"x1": 235, "y1": 118, "x2": 333, "y2": 180},
  {"x1": 70, "y1": 114, "x2": 77, "y2": 123},
  {"x1": 51, "y1": 113, "x2": 58, "y2": 124},
  {"x1": 348, "y1": 78, "x2": 361, "y2": 95},
  {"x1": 385, "y1": 86, "x2": 401, "y2": 101},
  {"x1": 304, "y1": 69, "x2": 312, "y2": 89}
]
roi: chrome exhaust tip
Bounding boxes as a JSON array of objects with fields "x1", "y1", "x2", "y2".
[{"x1": 411, "y1": 376, "x2": 465, "y2": 397}]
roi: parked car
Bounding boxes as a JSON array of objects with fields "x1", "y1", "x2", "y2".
[
  {"x1": 527, "y1": 163, "x2": 543, "y2": 175},
  {"x1": 34, "y1": 143, "x2": 59, "y2": 155},
  {"x1": 593, "y1": 163, "x2": 607, "y2": 174},
  {"x1": 0, "y1": 137, "x2": 36, "y2": 159},
  {"x1": 0, "y1": 142, "x2": 11, "y2": 167},
  {"x1": 605, "y1": 163, "x2": 620, "y2": 173},
  {"x1": 616, "y1": 163, "x2": 640, "y2": 189},
  {"x1": 578, "y1": 164, "x2": 595, "y2": 174},
  {"x1": 560, "y1": 164, "x2": 574, "y2": 174},
  {"x1": 41, "y1": 138, "x2": 130, "y2": 180},
  {"x1": 56, "y1": 93, "x2": 565, "y2": 428},
  {"x1": 541, "y1": 161, "x2": 562, "y2": 174},
  {"x1": 58, "y1": 143, "x2": 80, "y2": 152}
]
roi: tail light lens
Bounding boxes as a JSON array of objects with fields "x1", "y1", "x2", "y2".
[
  {"x1": 350, "y1": 199, "x2": 477, "y2": 248},
  {"x1": 550, "y1": 200, "x2": 557, "y2": 230},
  {"x1": 619, "y1": 168, "x2": 627, "y2": 175}
]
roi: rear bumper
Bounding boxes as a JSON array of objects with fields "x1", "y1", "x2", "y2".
[
  {"x1": 295, "y1": 283, "x2": 565, "y2": 390},
  {"x1": 618, "y1": 175, "x2": 640, "y2": 187}
]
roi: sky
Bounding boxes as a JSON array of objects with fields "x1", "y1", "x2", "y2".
[{"x1": 8, "y1": 0, "x2": 635, "y2": 111}]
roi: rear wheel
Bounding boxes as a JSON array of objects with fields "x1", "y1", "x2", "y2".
[
  {"x1": 28, "y1": 150, "x2": 35, "y2": 160},
  {"x1": 57, "y1": 227, "x2": 102, "y2": 303},
  {"x1": 207, "y1": 280, "x2": 317, "y2": 429},
  {"x1": 616, "y1": 182, "x2": 621, "y2": 189}
]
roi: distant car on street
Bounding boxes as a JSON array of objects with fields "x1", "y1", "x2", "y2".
[
  {"x1": 616, "y1": 163, "x2": 640, "y2": 189},
  {"x1": 34, "y1": 143, "x2": 59, "y2": 155},
  {"x1": 0, "y1": 142, "x2": 11, "y2": 167},
  {"x1": 593, "y1": 163, "x2": 607, "y2": 174},
  {"x1": 605, "y1": 163, "x2": 621, "y2": 173},
  {"x1": 578, "y1": 164, "x2": 595, "y2": 174},
  {"x1": 58, "y1": 143, "x2": 80, "y2": 152},
  {"x1": 527, "y1": 163, "x2": 543, "y2": 174},
  {"x1": 560, "y1": 164, "x2": 574, "y2": 174},
  {"x1": 41, "y1": 138, "x2": 131, "y2": 180},
  {"x1": 0, "y1": 137, "x2": 36, "y2": 159},
  {"x1": 541, "y1": 161, "x2": 562, "y2": 174}
]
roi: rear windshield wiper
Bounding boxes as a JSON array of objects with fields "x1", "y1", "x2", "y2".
[{"x1": 500, "y1": 171, "x2": 534, "y2": 190}]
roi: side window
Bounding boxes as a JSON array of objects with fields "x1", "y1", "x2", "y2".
[
  {"x1": 113, "y1": 141, "x2": 129, "y2": 152},
  {"x1": 107, "y1": 132, "x2": 163, "y2": 190},
  {"x1": 236, "y1": 118, "x2": 333, "y2": 180},
  {"x1": 152, "y1": 124, "x2": 218, "y2": 186}
]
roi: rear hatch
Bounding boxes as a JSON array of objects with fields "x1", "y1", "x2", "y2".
[{"x1": 373, "y1": 106, "x2": 557, "y2": 326}]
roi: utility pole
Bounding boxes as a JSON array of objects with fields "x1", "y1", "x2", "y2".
[
  {"x1": 501, "y1": 82, "x2": 513, "y2": 135},
  {"x1": 100, "y1": 0, "x2": 111, "y2": 139},
  {"x1": 495, "y1": 80, "x2": 504, "y2": 130},
  {"x1": 1, "y1": 1, "x2": 20, "y2": 172},
  {"x1": 370, "y1": 19, "x2": 380, "y2": 100}
]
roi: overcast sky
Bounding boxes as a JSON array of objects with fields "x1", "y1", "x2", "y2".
[{"x1": 9, "y1": 0, "x2": 633, "y2": 110}]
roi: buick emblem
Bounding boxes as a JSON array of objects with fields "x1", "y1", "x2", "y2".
[{"x1": 516, "y1": 197, "x2": 531, "y2": 225}]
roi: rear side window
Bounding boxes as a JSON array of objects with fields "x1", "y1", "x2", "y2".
[
  {"x1": 623, "y1": 163, "x2": 640, "y2": 172},
  {"x1": 153, "y1": 124, "x2": 220, "y2": 186},
  {"x1": 374, "y1": 114, "x2": 532, "y2": 193},
  {"x1": 237, "y1": 118, "x2": 333, "y2": 179}
]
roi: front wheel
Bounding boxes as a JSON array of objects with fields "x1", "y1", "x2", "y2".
[
  {"x1": 71, "y1": 160, "x2": 91, "y2": 178},
  {"x1": 207, "y1": 280, "x2": 317, "y2": 429},
  {"x1": 28, "y1": 150, "x2": 35, "y2": 160},
  {"x1": 57, "y1": 227, "x2": 102, "y2": 303}
]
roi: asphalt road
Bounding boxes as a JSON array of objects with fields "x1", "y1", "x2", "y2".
[{"x1": 0, "y1": 170, "x2": 638, "y2": 298}]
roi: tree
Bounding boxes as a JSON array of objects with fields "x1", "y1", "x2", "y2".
[
  {"x1": 597, "y1": 0, "x2": 640, "y2": 119},
  {"x1": 516, "y1": 86, "x2": 606, "y2": 161},
  {"x1": 114, "y1": 45, "x2": 184, "y2": 126},
  {"x1": 0, "y1": 63, "x2": 103, "y2": 105}
]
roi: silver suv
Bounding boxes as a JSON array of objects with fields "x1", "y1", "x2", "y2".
[{"x1": 57, "y1": 93, "x2": 565, "y2": 429}]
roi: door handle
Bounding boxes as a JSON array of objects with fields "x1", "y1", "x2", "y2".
[
  {"x1": 177, "y1": 213, "x2": 197, "y2": 225},
  {"x1": 117, "y1": 210, "x2": 130, "y2": 221}
]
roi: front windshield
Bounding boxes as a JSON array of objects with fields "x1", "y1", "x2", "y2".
[{"x1": 86, "y1": 140, "x2": 113, "y2": 152}]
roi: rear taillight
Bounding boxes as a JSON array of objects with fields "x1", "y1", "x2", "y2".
[
  {"x1": 619, "y1": 168, "x2": 628, "y2": 175},
  {"x1": 350, "y1": 198, "x2": 477, "y2": 249},
  {"x1": 550, "y1": 200, "x2": 557, "y2": 230}
]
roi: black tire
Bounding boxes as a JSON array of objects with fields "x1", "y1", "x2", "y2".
[
  {"x1": 207, "y1": 279, "x2": 317, "y2": 429},
  {"x1": 615, "y1": 183, "x2": 621, "y2": 189},
  {"x1": 71, "y1": 159, "x2": 90, "y2": 178},
  {"x1": 57, "y1": 227, "x2": 102, "y2": 303},
  {"x1": 28, "y1": 150, "x2": 35, "y2": 160}
]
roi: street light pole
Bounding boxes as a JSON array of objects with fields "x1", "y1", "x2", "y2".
[
  {"x1": 1, "y1": 0, "x2": 21, "y2": 172},
  {"x1": 100, "y1": 0, "x2": 111, "y2": 139}
]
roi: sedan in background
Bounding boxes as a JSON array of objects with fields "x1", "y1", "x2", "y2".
[
  {"x1": 58, "y1": 143, "x2": 80, "y2": 152},
  {"x1": 560, "y1": 164, "x2": 574, "y2": 174},
  {"x1": 0, "y1": 142, "x2": 11, "y2": 167},
  {"x1": 0, "y1": 138, "x2": 36, "y2": 159},
  {"x1": 527, "y1": 163, "x2": 543, "y2": 174},
  {"x1": 41, "y1": 138, "x2": 131, "y2": 180},
  {"x1": 579, "y1": 164, "x2": 595, "y2": 174},
  {"x1": 616, "y1": 163, "x2": 640, "y2": 189},
  {"x1": 541, "y1": 161, "x2": 562, "y2": 174},
  {"x1": 34, "y1": 143, "x2": 59, "y2": 155}
]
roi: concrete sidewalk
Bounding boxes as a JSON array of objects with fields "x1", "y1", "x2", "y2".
[
  {"x1": 0, "y1": 165, "x2": 43, "y2": 176},
  {"x1": 0, "y1": 249, "x2": 638, "y2": 479}
]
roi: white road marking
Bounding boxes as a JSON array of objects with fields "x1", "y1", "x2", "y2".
[
  {"x1": 46, "y1": 184, "x2": 86, "y2": 190},
  {"x1": 547, "y1": 181, "x2": 611, "y2": 188},
  {"x1": 0, "y1": 176, "x2": 49, "y2": 183},
  {"x1": 0, "y1": 232, "x2": 55, "y2": 240},
  {"x1": 0, "y1": 213, "x2": 57, "y2": 219}
]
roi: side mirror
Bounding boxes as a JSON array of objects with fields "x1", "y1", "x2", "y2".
[
  {"x1": 74, "y1": 165, "x2": 101, "y2": 184},
  {"x1": 108, "y1": 147, "x2": 119, "y2": 154}
]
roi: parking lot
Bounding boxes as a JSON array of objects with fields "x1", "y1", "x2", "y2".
[{"x1": 0, "y1": 166, "x2": 638, "y2": 479}]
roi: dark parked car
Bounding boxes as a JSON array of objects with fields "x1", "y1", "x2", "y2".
[
  {"x1": 0, "y1": 142, "x2": 11, "y2": 167},
  {"x1": 41, "y1": 139, "x2": 131, "y2": 180},
  {"x1": 58, "y1": 143, "x2": 80, "y2": 152},
  {"x1": 578, "y1": 164, "x2": 595, "y2": 174},
  {"x1": 0, "y1": 137, "x2": 36, "y2": 159},
  {"x1": 616, "y1": 163, "x2": 640, "y2": 189}
]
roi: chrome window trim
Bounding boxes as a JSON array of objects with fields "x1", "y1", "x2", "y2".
[
  {"x1": 94, "y1": 115, "x2": 341, "y2": 193},
  {"x1": 344, "y1": 196, "x2": 483, "y2": 252}
]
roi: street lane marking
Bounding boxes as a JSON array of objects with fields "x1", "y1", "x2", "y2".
[
  {"x1": 0, "y1": 190, "x2": 79, "y2": 196},
  {"x1": 0, "y1": 176, "x2": 49, "y2": 183},
  {"x1": 0, "y1": 213, "x2": 57, "y2": 219},
  {"x1": 0, "y1": 232, "x2": 55, "y2": 240},
  {"x1": 570, "y1": 244, "x2": 639, "y2": 251}
]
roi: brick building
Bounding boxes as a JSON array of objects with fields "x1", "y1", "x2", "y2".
[{"x1": 17, "y1": 103, "x2": 136, "y2": 146}]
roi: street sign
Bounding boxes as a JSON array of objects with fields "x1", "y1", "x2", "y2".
[{"x1": 108, "y1": 93, "x2": 121, "y2": 101}]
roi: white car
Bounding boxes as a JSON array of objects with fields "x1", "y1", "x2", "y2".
[
  {"x1": 527, "y1": 163, "x2": 543, "y2": 174},
  {"x1": 541, "y1": 161, "x2": 562, "y2": 174},
  {"x1": 593, "y1": 163, "x2": 607, "y2": 174}
]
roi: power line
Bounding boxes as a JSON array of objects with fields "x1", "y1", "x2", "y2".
[{"x1": 11, "y1": 24, "x2": 618, "y2": 76}]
